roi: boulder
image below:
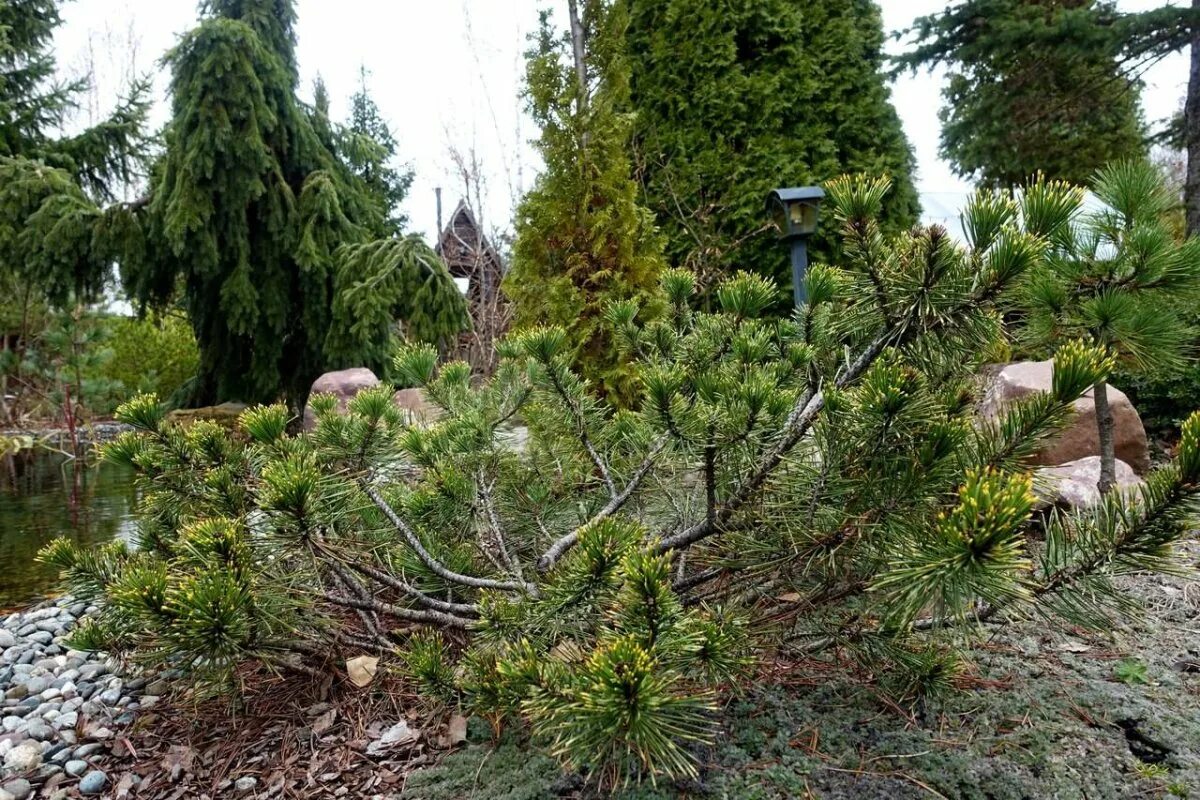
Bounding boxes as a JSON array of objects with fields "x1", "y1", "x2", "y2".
[
  {"x1": 981, "y1": 360, "x2": 1150, "y2": 474},
  {"x1": 392, "y1": 388, "x2": 440, "y2": 425},
  {"x1": 166, "y1": 402, "x2": 249, "y2": 431},
  {"x1": 1035, "y1": 457, "x2": 1145, "y2": 511},
  {"x1": 302, "y1": 368, "x2": 381, "y2": 431}
]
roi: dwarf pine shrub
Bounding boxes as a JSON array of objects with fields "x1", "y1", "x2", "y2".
[{"x1": 42, "y1": 174, "x2": 1200, "y2": 787}]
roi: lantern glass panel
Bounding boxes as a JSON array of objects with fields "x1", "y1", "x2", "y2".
[{"x1": 790, "y1": 201, "x2": 819, "y2": 234}]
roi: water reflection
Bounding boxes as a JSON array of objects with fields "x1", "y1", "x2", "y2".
[{"x1": 0, "y1": 451, "x2": 135, "y2": 609}]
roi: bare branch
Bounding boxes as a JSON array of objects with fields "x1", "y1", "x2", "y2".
[{"x1": 323, "y1": 592, "x2": 475, "y2": 630}]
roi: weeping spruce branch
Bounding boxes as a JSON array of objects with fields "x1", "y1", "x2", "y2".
[{"x1": 42, "y1": 170, "x2": 1200, "y2": 789}]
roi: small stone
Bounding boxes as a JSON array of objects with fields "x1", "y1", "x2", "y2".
[
  {"x1": 20, "y1": 680, "x2": 46, "y2": 698},
  {"x1": 0, "y1": 633, "x2": 14, "y2": 650},
  {"x1": 0, "y1": 719, "x2": 21, "y2": 735},
  {"x1": 39, "y1": 689, "x2": 61, "y2": 702},
  {"x1": 78, "y1": 770, "x2": 107, "y2": 795},
  {"x1": 53, "y1": 713, "x2": 76, "y2": 730},
  {"x1": 64, "y1": 761, "x2": 86, "y2": 778},
  {"x1": 138, "y1": 695, "x2": 159, "y2": 709},
  {"x1": 86, "y1": 727, "x2": 112, "y2": 741},
  {"x1": 34, "y1": 621, "x2": 59, "y2": 634},
  {"x1": 72, "y1": 743, "x2": 102, "y2": 759},
  {"x1": 3, "y1": 742, "x2": 40, "y2": 774},
  {"x1": 23, "y1": 722, "x2": 52, "y2": 743},
  {"x1": 57, "y1": 732, "x2": 76, "y2": 746},
  {"x1": 68, "y1": 605, "x2": 87, "y2": 619},
  {"x1": 234, "y1": 777, "x2": 257, "y2": 792},
  {"x1": 96, "y1": 689, "x2": 119, "y2": 707},
  {"x1": 1, "y1": 778, "x2": 30, "y2": 800},
  {"x1": 3, "y1": 690, "x2": 24, "y2": 703},
  {"x1": 144, "y1": 680, "x2": 170, "y2": 696},
  {"x1": 124, "y1": 678, "x2": 146, "y2": 692},
  {"x1": 25, "y1": 633, "x2": 51, "y2": 647}
]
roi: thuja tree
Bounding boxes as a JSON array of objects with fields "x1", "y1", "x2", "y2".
[
  {"x1": 625, "y1": 0, "x2": 917, "y2": 295},
  {"x1": 124, "y1": 0, "x2": 465, "y2": 409},
  {"x1": 44, "y1": 176, "x2": 1200, "y2": 786},
  {"x1": 1020, "y1": 161, "x2": 1200, "y2": 493},
  {"x1": 505, "y1": 0, "x2": 665, "y2": 404}
]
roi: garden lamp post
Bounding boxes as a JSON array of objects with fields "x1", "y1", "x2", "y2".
[{"x1": 766, "y1": 186, "x2": 825, "y2": 307}]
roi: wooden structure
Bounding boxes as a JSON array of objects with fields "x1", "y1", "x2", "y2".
[{"x1": 436, "y1": 201, "x2": 509, "y2": 373}]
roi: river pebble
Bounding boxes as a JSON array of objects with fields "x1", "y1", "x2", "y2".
[{"x1": 0, "y1": 597, "x2": 157, "y2": 795}]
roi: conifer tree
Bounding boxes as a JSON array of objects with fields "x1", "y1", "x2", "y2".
[
  {"x1": 45, "y1": 171, "x2": 1200, "y2": 787},
  {"x1": 899, "y1": 0, "x2": 1163, "y2": 189},
  {"x1": 0, "y1": 0, "x2": 149, "y2": 303},
  {"x1": 124, "y1": 0, "x2": 466, "y2": 409},
  {"x1": 1020, "y1": 161, "x2": 1200, "y2": 493},
  {"x1": 504, "y1": 0, "x2": 665, "y2": 403},
  {"x1": 344, "y1": 66, "x2": 413, "y2": 236},
  {"x1": 624, "y1": 0, "x2": 918, "y2": 295}
]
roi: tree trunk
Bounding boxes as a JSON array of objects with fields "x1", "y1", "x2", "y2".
[
  {"x1": 1093, "y1": 379, "x2": 1117, "y2": 495},
  {"x1": 567, "y1": 0, "x2": 590, "y2": 152},
  {"x1": 1187, "y1": 0, "x2": 1200, "y2": 235},
  {"x1": 567, "y1": 0, "x2": 588, "y2": 99}
]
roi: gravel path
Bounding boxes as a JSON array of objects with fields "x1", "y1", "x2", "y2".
[{"x1": 0, "y1": 597, "x2": 156, "y2": 799}]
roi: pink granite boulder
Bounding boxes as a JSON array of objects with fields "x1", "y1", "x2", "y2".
[{"x1": 981, "y1": 360, "x2": 1150, "y2": 474}]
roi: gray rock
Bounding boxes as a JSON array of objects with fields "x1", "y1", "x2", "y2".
[
  {"x1": 68, "y1": 604, "x2": 87, "y2": 619},
  {"x1": 14, "y1": 654, "x2": 32, "y2": 668},
  {"x1": 76, "y1": 665, "x2": 106, "y2": 682},
  {"x1": 0, "y1": 719, "x2": 21, "y2": 735},
  {"x1": 3, "y1": 689, "x2": 24, "y2": 703},
  {"x1": 95, "y1": 688, "x2": 119, "y2": 706},
  {"x1": 71, "y1": 743, "x2": 103, "y2": 759},
  {"x1": 24, "y1": 633, "x2": 51, "y2": 647},
  {"x1": 34, "y1": 621, "x2": 59, "y2": 634},
  {"x1": 144, "y1": 679, "x2": 170, "y2": 696},
  {"x1": 2, "y1": 742, "x2": 40, "y2": 774},
  {"x1": 21, "y1": 680, "x2": 46, "y2": 698},
  {"x1": 57, "y1": 731, "x2": 76, "y2": 746},
  {"x1": 23, "y1": 722, "x2": 52, "y2": 743},
  {"x1": 64, "y1": 760, "x2": 86, "y2": 778},
  {"x1": 52, "y1": 712, "x2": 76, "y2": 731},
  {"x1": 1, "y1": 778, "x2": 30, "y2": 800},
  {"x1": 38, "y1": 689, "x2": 61, "y2": 702},
  {"x1": 0, "y1": 633, "x2": 14, "y2": 650},
  {"x1": 78, "y1": 770, "x2": 107, "y2": 795},
  {"x1": 234, "y1": 776, "x2": 258, "y2": 792}
]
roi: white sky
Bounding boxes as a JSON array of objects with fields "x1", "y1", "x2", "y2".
[{"x1": 53, "y1": 0, "x2": 1190, "y2": 243}]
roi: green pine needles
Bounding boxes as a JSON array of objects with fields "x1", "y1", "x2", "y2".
[{"x1": 42, "y1": 171, "x2": 1200, "y2": 788}]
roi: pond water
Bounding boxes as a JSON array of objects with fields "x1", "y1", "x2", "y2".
[{"x1": 0, "y1": 451, "x2": 136, "y2": 610}]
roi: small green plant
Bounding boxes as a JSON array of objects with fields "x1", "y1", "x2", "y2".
[
  {"x1": 1134, "y1": 761, "x2": 1169, "y2": 780},
  {"x1": 1114, "y1": 658, "x2": 1151, "y2": 685}
]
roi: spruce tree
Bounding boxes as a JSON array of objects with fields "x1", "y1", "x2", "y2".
[
  {"x1": 504, "y1": 0, "x2": 665, "y2": 403},
  {"x1": 0, "y1": 0, "x2": 149, "y2": 302},
  {"x1": 344, "y1": 66, "x2": 413, "y2": 236},
  {"x1": 899, "y1": 0, "x2": 1153, "y2": 188},
  {"x1": 125, "y1": 0, "x2": 466, "y2": 409},
  {"x1": 624, "y1": 0, "x2": 918, "y2": 295}
]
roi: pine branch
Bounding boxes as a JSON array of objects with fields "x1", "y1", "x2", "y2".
[
  {"x1": 537, "y1": 433, "x2": 669, "y2": 572},
  {"x1": 361, "y1": 481, "x2": 535, "y2": 595}
]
